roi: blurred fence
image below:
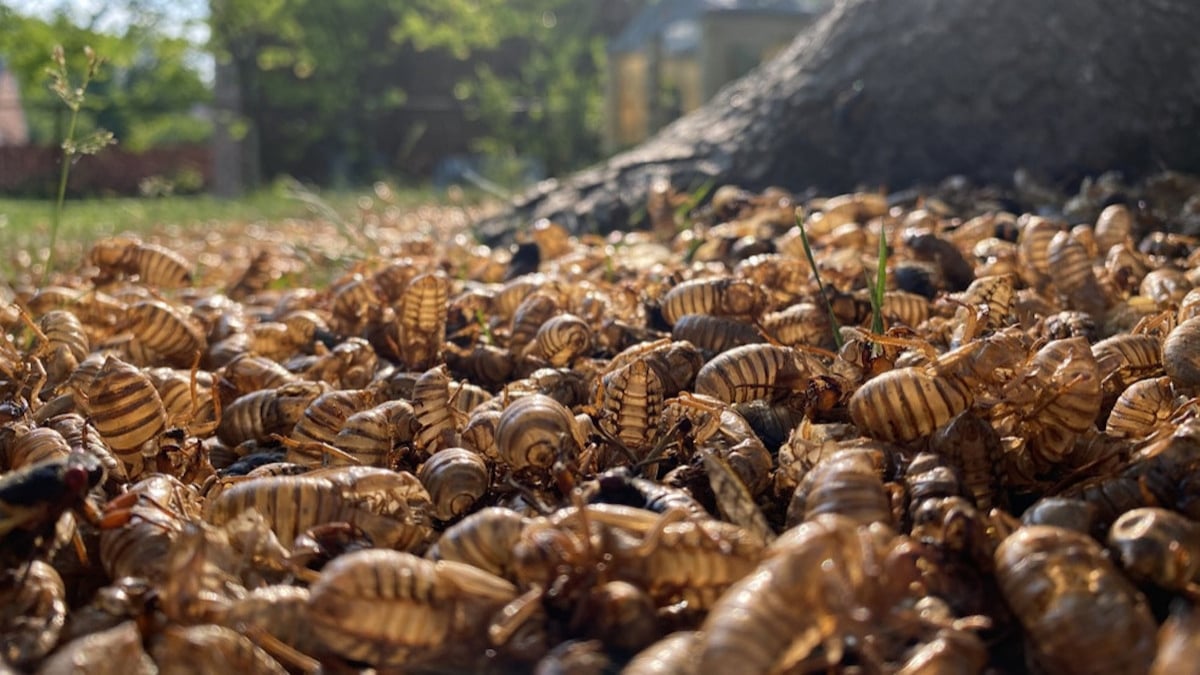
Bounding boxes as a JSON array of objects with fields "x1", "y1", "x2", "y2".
[{"x1": 0, "y1": 144, "x2": 211, "y2": 197}]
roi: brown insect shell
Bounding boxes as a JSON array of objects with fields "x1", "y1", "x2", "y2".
[
  {"x1": 418, "y1": 447, "x2": 491, "y2": 521},
  {"x1": 1107, "y1": 507, "x2": 1200, "y2": 591},
  {"x1": 995, "y1": 525, "x2": 1156, "y2": 675},
  {"x1": 1163, "y1": 316, "x2": 1200, "y2": 391},
  {"x1": 495, "y1": 394, "x2": 585, "y2": 472},
  {"x1": 39, "y1": 621, "x2": 155, "y2": 673},
  {"x1": 317, "y1": 466, "x2": 433, "y2": 520},
  {"x1": 308, "y1": 549, "x2": 518, "y2": 668}
]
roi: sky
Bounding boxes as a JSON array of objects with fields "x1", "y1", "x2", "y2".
[{"x1": 5, "y1": 0, "x2": 209, "y2": 39}]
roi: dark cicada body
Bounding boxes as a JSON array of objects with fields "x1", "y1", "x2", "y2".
[{"x1": 0, "y1": 453, "x2": 105, "y2": 575}]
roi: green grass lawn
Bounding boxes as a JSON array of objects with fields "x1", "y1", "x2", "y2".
[
  {"x1": 7, "y1": 193, "x2": 270, "y2": 242},
  {"x1": 2, "y1": 185, "x2": 355, "y2": 241},
  {"x1": 0, "y1": 181, "x2": 484, "y2": 282}
]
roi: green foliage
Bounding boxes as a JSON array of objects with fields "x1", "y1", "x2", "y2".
[
  {"x1": 465, "y1": 2, "x2": 610, "y2": 175},
  {"x1": 209, "y1": 0, "x2": 618, "y2": 183},
  {"x1": 388, "y1": 0, "x2": 512, "y2": 57},
  {"x1": 0, "y1": 7, "x2": 211, "y2": 151},
  {"x1": 5, "y1": 1, "x2": 627, "y2": 185}
]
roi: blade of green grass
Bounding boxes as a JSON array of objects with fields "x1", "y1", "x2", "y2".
[
  {"x1": 794, "y1": 209, "x2": 844, "y2": 350},
  {"x1": 475, "y1": 308, "x2": 496, "y2": 346},
  {"x1": 282, "y1": 178, "x2": 368, "y2": 249},
  {"x1": 674, "y1": 179, "x2": 716, "y2": 229},
  {"x1": 871, "y1": 225, "x2": 888, "y2": 336}
]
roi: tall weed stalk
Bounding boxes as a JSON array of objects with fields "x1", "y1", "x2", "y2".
[{"x1": 43, "y1": 45, "x2": 115, "y2": 284}]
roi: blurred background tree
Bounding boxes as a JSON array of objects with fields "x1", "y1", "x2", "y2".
[
  {"x1": 0, "y1": 3, "x2": 211, "y2": 151},
  {"x1": 2, "y1": 0, "x2": 645, "y2": 189},
  {"x1": 209, "y1": 0, "x2": 643, "y2": 188},
  {"x1": 462, "y1": 3, "x2": 612, "y2": 178}
]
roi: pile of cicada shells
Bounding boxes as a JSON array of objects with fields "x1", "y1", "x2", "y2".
[{"x1": 5, "y1": 171, "x2": 1200, "y2": 674}]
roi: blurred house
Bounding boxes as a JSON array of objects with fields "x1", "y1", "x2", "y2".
[
  {"x1": 0, "y1": 58, "x2": 29, "y2": 145},
  {"x1": 605, "y1": 0, "x2": 831, "y2": 150}
]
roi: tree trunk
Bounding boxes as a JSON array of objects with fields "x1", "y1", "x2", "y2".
[
  {"x1": 476, "y1": 0, "x2": 1200, "y2": 242},
  {"x1": 211, "y1": 57, "x2": 244, "y2": 199}
]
